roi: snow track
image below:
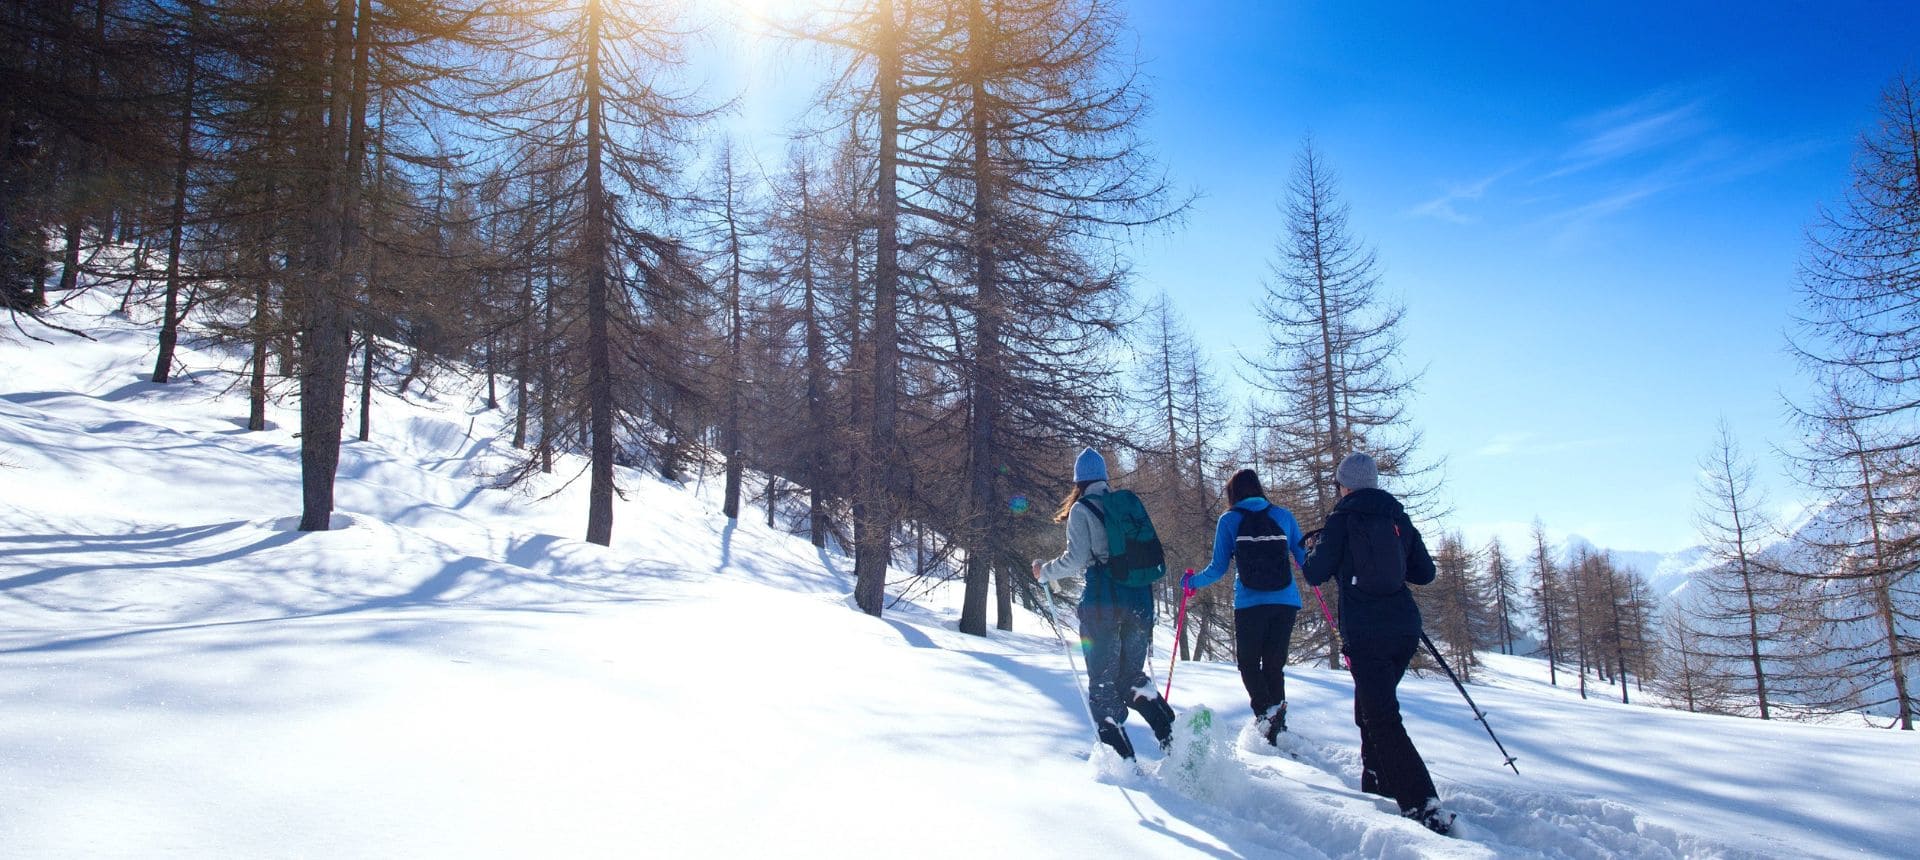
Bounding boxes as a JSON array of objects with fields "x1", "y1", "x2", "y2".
[{"x1": 1139, "y1": 719, "x2": 1772, "y2": 860}]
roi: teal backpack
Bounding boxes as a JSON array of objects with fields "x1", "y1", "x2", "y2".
[{"x1": 1078, "y1": 490, "x2": 1167, "y2": 587}]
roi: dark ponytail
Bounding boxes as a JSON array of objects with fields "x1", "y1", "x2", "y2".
[{"x1": 1225, "y1": 468, "x2": 1265, "y2": 509}]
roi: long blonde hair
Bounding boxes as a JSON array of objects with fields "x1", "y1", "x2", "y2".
[{"x1": 1053, "y1": 479, "x2": 1098, "y2": 523}]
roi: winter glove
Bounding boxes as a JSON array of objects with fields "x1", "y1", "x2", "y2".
[{"x1": 1180, "y1": 570, "x2": 1195, "y2": 594}]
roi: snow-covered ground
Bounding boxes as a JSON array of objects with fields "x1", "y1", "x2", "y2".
[{"x1": 3, "y1": 297, "x2": 1916, "y2": 859}]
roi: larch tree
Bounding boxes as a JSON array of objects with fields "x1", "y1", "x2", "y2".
[
  {"x1": 764, "y1": 147, "x2": 840, "y2": 547},
  {"x1": 475, "y1": 0, "x2": 713, "y2": 546},
  {"x1": 1651, "y1": 612, "x2": 1736, "y2": 715},
  {"x1": 799, "y1": 0, "x2": 920, "y2": 616},
  {"x1": 935, "y1": 0, "x2": 1177, "y2": 636},
  {"x1": 1787, "y1": 74, "x2": 1920, "y2": 730},
  {"x1": 1130, "y1": 293, "x2": 1230, "y2": 658},
  {"x1": 1420, "y1": 531, "x2": 1490, "y2": 682},
  {"x1": 1529, "y1": 520, "x2": 1565, "y2": 687},
  {"x1": 1484, "y1": 537, "x2": 1520, "y2": 655},
  {"x1": 698, "y1": 140, "x2": 762, "y2": 522},
  {"x1": 1246, "y1": 140, "x2": 1430, "y2": 666},
  {"x1": 1689, "y1": 420, "x2": 1798, "y2": 718},
  {"x1": 1247, "y1": 139, "x2": 1428, "y2": 525}
]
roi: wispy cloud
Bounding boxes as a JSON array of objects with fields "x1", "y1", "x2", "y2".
[
  {"x1": 1473, "y1": 431, "x2": 1534, "y2": 457},
  {"x1": 1409, "y1": 169, "x2": 1513, "y2": 224},
  {"x1": 1549, "y1": 90, "x2": 1711, "y2": 179},
  {"x1": 1410, "y1": 85, "x2": 1822, "y2": 241},
  {"x1": 1549, "y1": 178, "x2": 1670, "y2": 226}
]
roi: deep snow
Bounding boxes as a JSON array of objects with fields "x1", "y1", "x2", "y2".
[{"x1": 3, "y1": 295, "x2": 1916, "y2": 859}]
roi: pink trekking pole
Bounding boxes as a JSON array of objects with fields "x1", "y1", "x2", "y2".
[
  {"x1": 1311, "y1": 585, "x2": 1351, "y2": 670},
  {"x1": 1164, "y1": 569, "x2": 1195, "y2": 701}
]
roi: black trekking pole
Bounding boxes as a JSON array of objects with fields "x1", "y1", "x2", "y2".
[{"x1": 1419, "y1": 632, "x2": 1520, "y2": 775}]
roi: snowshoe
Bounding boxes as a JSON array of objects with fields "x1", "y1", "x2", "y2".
[
  {"x1": 1403, "y1": 799, "x2": 1455, "y2": 836},
  {"x1": 1164, "y1": 705, "x2": 1217, "y2": 782}
]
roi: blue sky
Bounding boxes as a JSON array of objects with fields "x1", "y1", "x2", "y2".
[
  {"x1": 710, "y1": 0, "x2": 1920, "y2": 554},
  {"x1": 1107, "y1": 1, "x2": 1920, "y2": 553}
]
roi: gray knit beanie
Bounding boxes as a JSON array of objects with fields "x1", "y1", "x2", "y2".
[{"x1": 1335, "y1": 452, "x2": 1378, "y2": 490}]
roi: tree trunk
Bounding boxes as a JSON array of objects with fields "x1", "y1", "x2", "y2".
[
  {"x1": 248, "y1": 276, "x2": 268, "y2": 432},
  {"x1": 722, "y1": 155, "x2": 746, "y2": 521},
  {"x1": 581, "y1": 0, "x2": 615, "y2": 545},
  {"x1": 853, "y1": 0, "x2": 903, "y2": 617},
  {"x1": 151, "y1": 43, "x2": 195, "y2": 384},
  {"x1": 513, "y1": 262, "x2": 531, "y2": 449},
  {"x1": 1855, "y1": 448, "x2": 1912, "y2": 730},
  {"x1": 801, "y1": 184, "x2": 829, "y2": 548},
  {"x1": 959, "y1": 0, "x2": 997, "y2": 637},
  {"x1": 539, "y1": 273, "x2": 555, "y2": 474},
  {"x1": 297, "y1": 0, "x2": 361, "y2": 533}
]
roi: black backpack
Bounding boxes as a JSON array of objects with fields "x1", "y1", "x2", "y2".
[
  {"x1": 1233, "y1": 507, "x2": 1294, "y2": 591},
  {"x1": 1344, "y1": 512, "x2": 1408, "y2": 596}
]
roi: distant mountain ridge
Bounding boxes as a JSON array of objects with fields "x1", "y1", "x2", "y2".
[
  {"x1": 1553, "y1": 535, "x2": 1709, "y2": 603},
  {"x1": 1555, "y1": 501, "x2": 1841, "y2": 604}
]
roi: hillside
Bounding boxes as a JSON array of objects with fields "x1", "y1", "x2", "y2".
[{"x1": 2, "y1": 298, "x2": 1916, "y2": 859}]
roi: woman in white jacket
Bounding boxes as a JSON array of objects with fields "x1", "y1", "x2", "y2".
[{"x1": 1031, "y1": 447, "x2": 1174, "y2": 760}]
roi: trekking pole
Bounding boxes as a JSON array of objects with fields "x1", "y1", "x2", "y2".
[
  {"x1": 1163, "y1": 570, "x2": 1195, "y2": 701},
  {"x1": 1310, "y1": 585, "x2": 1351, "y2": 670},
  {"x1": 1032, "y1": 571, "x2": 1099, "y2": 734},
  {"x1": 1419, "y1": 631, "x2": 1520, "y2": 775}
]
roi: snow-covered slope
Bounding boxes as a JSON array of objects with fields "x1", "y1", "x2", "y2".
[{"x1": 3, "y1": 298, "x2": 1917, "y2": 859}]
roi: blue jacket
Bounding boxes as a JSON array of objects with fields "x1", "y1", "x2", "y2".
[
  {"x1": 1301, "y1": 487, "x2": 1436, "y2": 640},
  {"x1": 1186, "y1": 498, "x2": 1306, "y2": 609}
]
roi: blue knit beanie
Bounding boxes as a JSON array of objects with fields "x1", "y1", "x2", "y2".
[{"x1": 1073, "y1": 447, "x2": 1108, "y2": 482}]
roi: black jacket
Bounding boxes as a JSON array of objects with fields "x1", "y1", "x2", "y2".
[{"x1": 1302, "y1": 488, "x2": 1436, "y2": 641}]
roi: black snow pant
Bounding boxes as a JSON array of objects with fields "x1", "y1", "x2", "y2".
[
  {"x1": 1079, "y1": 602, "x2": 1174, "y2": 749},
  {"x1": 1346, "y1": 634, "x2": 1440, "y2": 813},
  {"x1": 1234, "y1": 603, "x2": 1299, "y2": 717}
]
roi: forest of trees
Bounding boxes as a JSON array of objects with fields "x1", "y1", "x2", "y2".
[{"x1": 2, "y1": 3, "x2": 1912, "y2": 727}]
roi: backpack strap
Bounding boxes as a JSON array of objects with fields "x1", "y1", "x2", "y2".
[{"x1": 1075, "y1": 496, "x2": 1112, "y2": 567}]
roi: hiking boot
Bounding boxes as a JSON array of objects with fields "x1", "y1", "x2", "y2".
[
  {"x1": 1260, "y1": 702, "x2": 1288, "y2": 745},
  {"x1": 1097, "y1": 719, "x2": 1137, "y2": 760},
  {"x1": 1402, "y1": 799, "x2": 1455, "y2": 836},
  {"x1": 1131, "y1": 689, "x2": 1175, "y2": 751}
]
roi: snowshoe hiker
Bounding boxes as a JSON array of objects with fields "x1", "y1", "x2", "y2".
[
  {"x1": 1183, "y1": 468, "x2": 1306, "y2": 746},
  {"x1": 1033, "y1": 448, "x2": 1176, "y2": 760},
  {"x1": 1302, "y1": 452, "x2": 1453, "y2": 834}
]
